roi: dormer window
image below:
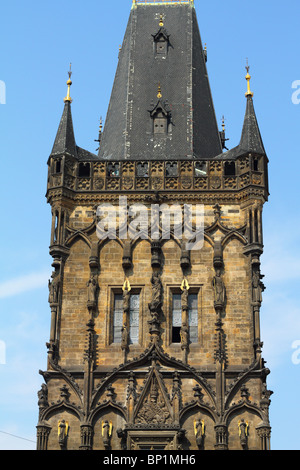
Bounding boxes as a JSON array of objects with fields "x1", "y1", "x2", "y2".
[
  {"x1": 152, "y1": 16, "x2": 170, "y2": 58},
  {"x1": 149, "y1": 85, "x2": 172, "y2": 137}
]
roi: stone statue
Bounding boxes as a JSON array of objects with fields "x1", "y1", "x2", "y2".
[
  {"x1": 212, "y1": 268, "x2": 226, "y2": 305},
  {"x1": 180, "y1": 323, "x2": 189, "y2": 349},
  {"x1": 123, "y1": 282, "x2": 131, "y2": 315},
  {"x1": 121, "y1": 324, "x2": 129, "y2": 351},
  {"x1": 48, "y1": 272, "x2": 60, "y2": 305},
  {"x1": 102, "y1": 420, "x2": 113, "y2": 450},
  {"x1": 37, "y1": 383, "x2": 48, "y2": 409},
  {"x1": 238, "y1": 419, "x2": 249, "y2": 450},
  {"x1": 87, "y1": 274, "x2": 98, "y2": 304},
  {"x1": 252, "y1": 268, "x2": 264, "y2": 303},
  {"x1": 149, "y1": 272, "x2": 162, "y2": 313},
  {"x1": 181, "y1": 280, "x2": 189, "y2": 312},
  {"x1": 58, "y1": 420, "x2": 69, "y2": 449},
  {"x1": 194, "y1": 419, "x2": 205, "y2": 449}
]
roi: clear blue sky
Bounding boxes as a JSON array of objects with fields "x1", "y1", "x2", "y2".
[{"x1": 0, "y1": 0, "x2": 299, "y2": 450}]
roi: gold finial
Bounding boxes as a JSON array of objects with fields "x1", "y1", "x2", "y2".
[
  {"x1": 64, "y1": 63, "x2": 73, "y2": 103},
  {"x1": 159, "y1": 14, "x2": 164, "y2": 27},
  {"x1": 181, "y1": 278, "x2": 190, "y2": 291},
  {"x1": 245, "y1": 59, "x2": 254, "y2": 98},
  {"x1": 122, "y1": 279, "x2": 131, "y2": 292},
  {"x1": 157, "y1": 83, "x2": 162, "y2": 99}
]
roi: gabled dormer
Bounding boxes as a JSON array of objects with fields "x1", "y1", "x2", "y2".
[
  {"x1": 152, "y1": 15, "x2": 170, "y2": 57},
  {"x1": 149, "y1": 84, "x2": 172, "y2": 136}
]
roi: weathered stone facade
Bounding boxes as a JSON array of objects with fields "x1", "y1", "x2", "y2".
[{"x1": 37, "y1": 1, "x2": 272, "y2": 451}]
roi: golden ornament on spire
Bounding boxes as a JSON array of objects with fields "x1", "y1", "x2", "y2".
[
  {"x1": 64, "y1": 63, "x2": 73, "y2": 103},
  {"x1": 245, "y1": 59, "x2": 254, "y2": 98},
  {"x1": 159, "y1": 14, "x2": 164, "y2": 27},
  {"x1": 157, "y1": 83, "x2": 162, "y2": 99}
]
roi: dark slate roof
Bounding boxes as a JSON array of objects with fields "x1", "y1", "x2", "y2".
[
  {"x1": 51, "y1": 101, "x2": 98, "y2": 161},
  {"x1": 51, "y1": 101, "x2": 77, "y2": 157},
  {"x1": 99, "y1": 3, "x2": 222, "y2": 161},
  {"x1": 215, "y1": 96, "x2": 266, "y2": 161}
]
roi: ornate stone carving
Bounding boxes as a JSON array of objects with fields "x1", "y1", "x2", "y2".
[
  {"x1": 37, "y1": 383, "x2": 49, "y2": 410},
  {"x1": 135, "y1": 377, "x2": 172, "y2": 425}
]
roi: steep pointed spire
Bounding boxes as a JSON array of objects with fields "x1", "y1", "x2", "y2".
[
  {"x1": 51, "y1": 66, "x2": 77, "y2": 157},
  {"x1": 215, "y1": 64, "x2": 266, "y2": 160},
  {"x1": 239, "y1": 64, "x2": 265, "y2": 155}
]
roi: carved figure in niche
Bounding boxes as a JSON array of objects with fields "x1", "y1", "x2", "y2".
[
  {"x1": 48, "y1": 272, "x2": 60, "y2": 305},
  {"x1": 123, "y1": 279, "x2": 131, "y2": 314},
  {"x1": 58, "y1": 420, "x2": 69, "y2": 449},
  {"x1": 102, "y1": 420, "x2": 113, "y2": 450},
  {"x1": 194, "y1": 419, "x2": 205, "y2": 449},
  {"x1": 149, "y1": 272, "x2": 162, "y2": 313},
  {"x1": 212, "y1": 268, "x2": 226, "y2": 305},
  {"x1": 87, "y1": 274, "x2": 98, "y2": 304},
  {"x1": 238, "y1": 419, "x2": 249, "y2": 450},
  {"x1": 37, "y1": 383, "x2": 48, "y2": 409}
]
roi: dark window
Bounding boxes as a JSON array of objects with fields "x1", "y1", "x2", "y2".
[
  {"x1": 253, "y1": 158, "x2": 259, "y2": 172},
  {"x1": 78, "y1": 163, "x2": 91, "y2": 177},
  {"x1": 54, "y1": 160, "x2": 61, "y2": 174},
  {"x1": 224, "y1": 162, "x2": 236, "y2": 176}
]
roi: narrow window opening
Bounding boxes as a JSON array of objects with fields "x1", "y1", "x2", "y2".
[
  {"x1": 195, "y1": 161, "x2": 207, "y2": 177},
  {"x1": 137, "y1": 162, "x2": 149, "y2": 177},
  {"x1": 113, "y1": 294, "x2": 123, "y2": 344},
  {"x1": 166, "y1": 162, "x2": 178, "y2": 177},
  {"x1": 55, "y1": 160, "x2": 61, "y2": 174},
  {"x1": 172, "y1": 293, "x2": 182, "y2": 344},
  {"x1": 224, "y1": 162, "x2": 236, "y2": 176},
  {"x1": 78, "y1": 163, "x2": 91, "y2": 178},
  {"x1": 107, "y1": 163, "x2": 120, "y2": 177},
  {"x1": 113, "y1": 292, "x2": 140, "y2": 345},
  {"x1": 253, "y1": 158, "x2": 259, "y2": 172}
]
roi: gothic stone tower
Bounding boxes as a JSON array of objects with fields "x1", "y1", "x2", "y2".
[{"x1": 37, "y1": 0, "x2": 272, "y2": 451}]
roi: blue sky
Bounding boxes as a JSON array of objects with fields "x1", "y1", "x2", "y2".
[{"x1": 0, "y1": 0, "x2": 299, "y2": 450}]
